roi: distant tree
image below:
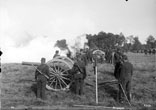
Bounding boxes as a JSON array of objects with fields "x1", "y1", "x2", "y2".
[
  {"x1": 123, "y1": 43, "x2": 132, "y2": 52},
  {"x1": 131, "y1": 37, "x2": 142, "y2": 52},
  {"x1": 146, "y1": 35, "x2": 156, "y2": 49},
  {"x1": 115, "y1": 33, "x2": 125, "y2": 47},
  {"x1": 86, "y1": 31, "x2": 125, "y2": 50}
]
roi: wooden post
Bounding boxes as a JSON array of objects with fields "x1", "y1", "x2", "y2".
[{"x1": 94, "y1": 59, "x2": 98, "y2": 104}]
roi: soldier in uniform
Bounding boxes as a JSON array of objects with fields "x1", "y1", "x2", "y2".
[
  {"x1": 35, "y1": 58, "x2": 49, "y2": 100},
  {"x1": 73, "y1": 63, "x2": 84, "y2": 95},
  {"x1": 144, "y1": 49, "x2": 147, "y2": 55},
  {"x1": 70, "y1": 59, "x2": 87, "y2": 95},
  {"x1": 116, "y1": 55, "x2": 133, "y2": 103},
  {"x1": 114, "y1": 49, "x2": 124, "y2": 78},
  {"x1": 53, "y1": 50, "x2": 60, "y2": 58}
]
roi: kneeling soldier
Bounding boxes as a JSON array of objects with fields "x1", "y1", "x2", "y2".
[{"x1": 35, "y1": 58, "x2": 49, "y2": 100}]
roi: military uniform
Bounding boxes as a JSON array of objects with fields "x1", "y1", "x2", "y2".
[
  {"x1": 114, "y1": 51, "x2": 123, "y2": 79},
  {"x1": 70, "y1": 61, "x2": 86, "y2": 95},
  {"x1": 116, "y1": 56, "x2": 133, "y2": 102},
  {"x1": 53, "y1": 50, "x2": 60, "y2": 58},
  {"x1": 35, "y1": 63, "x2": 49, "y2": 100},
  {"x1": 74, "y1": 71, "x2": 84, "y2": 95},
  {"x1": 53, "y1": 53, "x2": 60, "y2": 58}
]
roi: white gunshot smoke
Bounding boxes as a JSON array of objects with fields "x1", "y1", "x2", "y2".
[
  {"x1": 54, "y1": 34, "x2": 88, "y2": 57},
  {"x1": 67, "y1": 34, "x2": 88, "y2": 57}
]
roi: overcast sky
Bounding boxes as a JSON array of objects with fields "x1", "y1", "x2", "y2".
[{"x1": 0, "y1": 0, "x2": 156, "y2": 63}]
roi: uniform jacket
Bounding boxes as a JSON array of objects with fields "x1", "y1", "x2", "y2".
[
  {"x1": 35, "y1": 64, "x2": 49, "y2": 80},
  {"x1": 71, "y1": 61, "x2": 86, "y2": 80},
  {"x1": 118, "y1": 61, "x2": 133, "y2": 82},
  {"x1": 53, "y1": 54, "x2": 60, "y2": 58}
]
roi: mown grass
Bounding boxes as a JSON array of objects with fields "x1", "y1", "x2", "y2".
[{"x1": 1, "y1": 53, "x2": 156, "y2": 110}]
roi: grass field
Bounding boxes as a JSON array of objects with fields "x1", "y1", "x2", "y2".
[{"x1": 1, "y1": 52, "x2": 156, "y2": 110}]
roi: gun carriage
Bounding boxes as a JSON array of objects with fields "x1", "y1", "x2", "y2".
[
  {"x1": 22, "y1": 56, "x2": 74, "y2": 91},
  {"x1": 22, "y1": 49, "x2": 105, "y2": 92}
]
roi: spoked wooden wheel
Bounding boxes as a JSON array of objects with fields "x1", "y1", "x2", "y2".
[
  {"x1": 92, "y1": 49, "x2": 105, "y2": 56},
  {"x1": 46, "y1": 56, "x2": 74, "y2": 91},
  {"x1": 92, "y1": 49, "x2": 105, "y2": 60}
]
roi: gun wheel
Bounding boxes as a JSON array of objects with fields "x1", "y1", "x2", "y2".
[
  {"x1": 92, "y1": 49, "x2": 106, "y2": 61},
  {"x1": 46, "y1": 56, "x2": 74, "y2": 91}
]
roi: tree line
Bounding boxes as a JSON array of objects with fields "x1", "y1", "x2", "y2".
[{"x1": 86, "y1": 31, "x2": 156, "y2": 53}]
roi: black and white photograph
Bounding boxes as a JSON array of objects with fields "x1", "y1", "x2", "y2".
[{"x1": 0, "y1": 0, "x2": 156, "y2": 109}]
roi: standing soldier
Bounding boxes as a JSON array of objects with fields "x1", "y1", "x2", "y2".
[
  {"x1": 144, "y1": 49, "x2": 147, "y2": 55},
  {"x1": 35, "y1": 58, "x2": 49, "y2": 100},
  {"x1": 73, "y1": 63, "x2": 84, "y2": 95},
  {"x1": 70, "y1": 59, "x2": 87, "y2": 95},
  {"x1": 114, "y1": 49, "x2": 123, "y2": 78},
  {"x1": 53, "y1": 50, "x2": 60, "y2": 58},
  {"x1": 66, "y1": 48, "x2": 72, "y2": 58},
  {"x1": 116, "y1": 55, "x2": 133, "y2": 103}
]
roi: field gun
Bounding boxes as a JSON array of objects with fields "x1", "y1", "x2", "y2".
[
  {"x1": 22, "y1": 56, "x2": 74, "y2": 91},
  {"x1": 21, "y1": 49, "x2": 105, "y2": 92}
]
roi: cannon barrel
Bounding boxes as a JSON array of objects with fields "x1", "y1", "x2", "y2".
[{"x1": 22, "y1": 61, "x2": 40, "y2": 66}]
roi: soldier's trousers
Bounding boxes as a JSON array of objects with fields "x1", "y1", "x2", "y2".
[
  {"x1": 37, "y1": 75, "x2": 47, "y2": 100},
  {"x1": 75, "y1": 80, "x2": 84, "y2": 95},
  {"x1": 118, "y1": 80, "x2": 131, "y2": 102}
]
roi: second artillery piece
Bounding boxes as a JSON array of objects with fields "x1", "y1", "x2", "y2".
[{"x1": 22, "y1": 56, "x2": 74, "y2": 91}]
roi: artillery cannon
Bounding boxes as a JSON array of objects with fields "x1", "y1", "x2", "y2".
[
  {"x1": 22, "y1": 49, "x2": 105, "y2": 92},
  {"x1": 22, "y1": 56, "x2": 74, "y2": 91}
]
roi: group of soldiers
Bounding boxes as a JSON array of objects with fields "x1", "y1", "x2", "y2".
[
  {"x1": 34, "y1": 49, "x2": 133, "y2": 105},
  {"x1": 144, "y1": 49, "x2": 156, "y2": 55}
]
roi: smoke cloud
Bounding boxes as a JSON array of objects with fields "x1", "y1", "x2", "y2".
[{"x1": 53, "y1": 34, "x2": 88, "y2": 57}]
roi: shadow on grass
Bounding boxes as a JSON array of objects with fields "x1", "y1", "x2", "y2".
[
  {"x1": 102, "y1": 71, "x2": 114, "y2": 77},
  {"x1": 100, "y1": 84, "x2": 118, "y2": 101},
  {"x1": 31, "y1": 83, "x2": 37, "y2": 97}
]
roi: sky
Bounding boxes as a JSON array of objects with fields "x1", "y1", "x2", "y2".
[{"x1": 0, "y1": 0, "x2": 156, "y2": 63}]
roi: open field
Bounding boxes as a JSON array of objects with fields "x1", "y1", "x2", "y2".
[{"x1": 1, "y1": 52, "x2": 156, "y2": 110}]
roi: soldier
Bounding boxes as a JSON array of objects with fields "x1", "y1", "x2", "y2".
[
  {"x1": 116, "y1": 55, "x2": 133, "y2": 103},
  {"x1": 66, "y1": 49, "x2": 72, "y2": 58},
  {"x1": 53, "y1": 50, "x2": 60, "y2": 58},
  {"x1": 114, "y1": 49, "x2": 124, "y2": 78},
  {"x1": 35, "y1": 58, "x2": 49, "y2": 100},
  {"x1": 70, "y1": 59, "x2": 87, "y2": 95},
  {"x1": 73, "y1": 63, "x2": 84, "y2": 95},
  {"x1": 144, "y1": 49, "x2": 148, "y2": 55},
  {"x1": 152, "y1": 49, "x2": 156, "y2": 54}
]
